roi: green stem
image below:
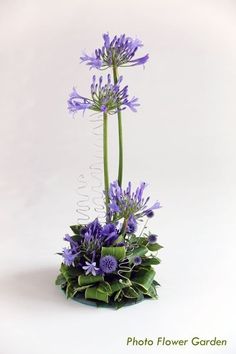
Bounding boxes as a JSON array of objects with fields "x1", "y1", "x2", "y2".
[
  {"x1": 103, "y1": 112, "x2": 109, "y2": 219},
  {"x1": 112, "y1": 65, "x2": 123, "y2": 187}
]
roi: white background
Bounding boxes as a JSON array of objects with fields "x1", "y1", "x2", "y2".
[{"x1": 0, "y1": 0, "x2": 236, "y2": 353}]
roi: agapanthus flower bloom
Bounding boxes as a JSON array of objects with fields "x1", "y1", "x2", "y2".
[
  {"x1": 126, "y1": 214, "x2": 137, "y2": 234},
  {"x1": 80, "y1": 33, "x2": 149, "y2": 70},
  {"x1": 99, "y1": 255, "x2": 118, "y2": 274},
  {"x1": 62, "y1": 248, "x2": 78, "y2": 266},
  {"x1": 82, "y1": 261, "x2": 99, "y2": 276},
  {"x1": 101, "y1": 223, "x2": 119, "y2": 245},
  {"x1": 148, "y1": 234, "x2": 158, "y2": 244},
  {"x1": 133, "y1": 256, "x2": 142, "y2": 266},
  {"x1": 64, "y1": 234, "x2": 79, "y2": 252},
  {"x1": 68, "y1": 74, "x2": 139, "y2": 115},
  {"x1": 108, "y1": 181, "x2": 161, "y2": 221}
]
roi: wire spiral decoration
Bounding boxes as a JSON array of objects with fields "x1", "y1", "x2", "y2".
[
  {"x1": 75, "y1": 174, "x2": 90, "y2": 224},
  {"x1": 89, "y1": 115, "x2": 106, "y2": 221},
  {"x1": 75, "y1": 114, "x2": 106, "y2": 224}
]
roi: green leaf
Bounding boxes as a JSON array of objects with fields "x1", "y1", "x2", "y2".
[
  {"x1": 73, "y1": 285, "x2": 92, "y2": 293},
  {"x1": 78, "y1": 275, "x2": 104, "y2": 286},
  {"x1": 142, "y1": 257, "x2": 161, "y2": 265},
  {"x1": 70, "y1": 224, "x2": 83, "y2": 234},
  {"x1": 153, "y1": 279, "x2": 161, "y2": 287},
  {"x1": 85, "y1": 286, "x2": 109, "y2": 303},
  {"x1": 123, "y1": 287, "x2": 140, "y2": 299},
  {"x1": 146, "y1": 285, "x2": 158, "y2": 299},
  {"x1": 60, "y1": 264, "x2": 81, "y2": 281},
  {"x1": 66, "y1": 283, "x2": 76, "y2": 299},
  {"x1": 114, "y1": 289, "x2": 123, "y2": 302},
  {"x1": 101, "y1": 246, "x2": 126, "y2": 260},
  {"x1": 97, "y1": 281, "x2": 112, "y2": 295},
  {"x1": 110, "y1": 279, "x2": 131, "y2": 294},
  {"x1": 55, "y1": 273, "x2": 66, "y2": 286},
  {"x1": 113, "y1": 235, "x2": 124, "y2": 245},
  {"x1": 137, "y1": 237, "x2": 148, "y2": 246},
  {"x1": 130, "y1": 246, "x2": 148, "y2": 258},
  {"x1": 147, "y1": 243, "x2": 163, "y2": 252},
  {"x1": 131, "y1": 269, "x2": 156, "y2": 293},
  {"x1": 71, "y1": 235, "x2": 81, "y2": 242}
]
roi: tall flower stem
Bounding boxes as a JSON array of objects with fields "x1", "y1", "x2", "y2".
[
  {"x1": 103, "y1": 112, "x2": 109, "y2": 218},
  {"x1": 112, "y1": 65, "x2": 123, "y2": 187}
]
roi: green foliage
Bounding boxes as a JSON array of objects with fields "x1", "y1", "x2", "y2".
[
  {"x1": 123, "y1": 286, "x2": 139, "y2": 299},
  {"x1": 142, "y1": 257, "x2": 161, "y2": 265},
  {"x1": 131, "y1": 269, "x2": 156, "y2": 293},
  {"x1": 70, "y1": 224, "x2": 83, "y2": 234},
  {"x1": 55, "y1": 273, "x2": 66, "y2": 286},
  {"x1": 97, "y1": 281, "x2": 112, "y2": 295},
  {"x1": 147, "y1": 243, "x2": 163, "y2": 252},
  {"x1": 146, "y1": 284, "x2": 158, "y2": 299},
  {"x1": 101, "y1": 246, "x2": 126, "y2": 260},
  {"x1": 78, "y1": 275, "x2": 104, "y2": 286},
  {"x1": 55, "y1": 226, "x2": 163, "y2": 308},
  {"x1": 60, "y1": 263, "x2": 82, "y2": 281},
  {"x1": 85, "y1": 286, "x2": 109, "y2": 303}
]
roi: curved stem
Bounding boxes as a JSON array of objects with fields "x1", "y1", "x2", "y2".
[
  {"x1": 112, "y1": 65, "x2": 123, "y2": 187},
  {"x1": 103, "y1": 112, "x2": 109, "y2": 219}
]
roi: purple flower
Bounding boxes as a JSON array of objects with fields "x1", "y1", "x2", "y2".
[
  {"x1": 101, "y1": 223, "x2": 119, "y2": 245},
  {"x1": 127, "y1": 214, "x2": 137, "y2": 234},
  {"x1": 80, "y1": 33, "x2": 149, "y2": 69},
  {"x1": 68, "y1": 75, "x2": 139, "y2": 116},
  {"x1": 62, "y1": 248, "x2": 78, "y2": 266},
  {"x1": 133, "y1": 256, "x2": 142, "y2": 266},
  {"x1": 148, "y1": 234, "x2": 158, "y2": 244},
  {"x1": 99, "y1": 255, "x2": 117, "y2": 274},
  {"x1": 82, "y1": 261, "x2": 99, "y2": 276},
  {"x1": 64, "y1": 234, "x2": 78, "y2": 251},
  {"x1": 145, "y1": 210, "x2": 154, "y2": 218},
  {"x1": 108, "y1": 180, "x2": 161, "y2": 221},
  {"x1": 82, "y1": 218, "x2": 102, "y2": 242}
]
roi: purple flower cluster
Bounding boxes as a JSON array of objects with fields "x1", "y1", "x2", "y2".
[
  {"x1": 68, "y1": 74, "x2": 139, "y2": 115},
  {"x1": 61, "y1": 219, "x2": 120, "y2": 274},
  {"x1": 108, "y1": 181, "x2": 161, "y2": 222},
  {"x1": 80, "y1": 33, "x2": 149, "y2": 70}
]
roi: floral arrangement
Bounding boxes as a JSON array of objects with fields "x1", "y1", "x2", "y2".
[{"x1": 55, "y1": 34, "x2": 163, "y2": 308}]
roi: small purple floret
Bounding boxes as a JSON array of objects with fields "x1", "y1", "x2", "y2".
[
  {"x1": 127, "y1": 214, "x2": 137, "y2": 234},
  {"x1": 148, "y1": 234, "x2": 158, "y2": 244},
  {"x1": 82, "y1": 261, "x2": 99, "y2": 276},
  {"x1": 99, "y1": 255, "x2": 117, "y2": 274},
  {"x1": 133, "y1": 256, "x2": 142, "y2": 265}
]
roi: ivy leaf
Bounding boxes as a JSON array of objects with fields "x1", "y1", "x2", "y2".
[
  {"x1": 142, "y1": 257, "x2": 161, "y2": 265},
  {"x1": 55, "y1": 273, "x2": 66, "y2": 286},
  {"x1": 66, "y1": 282, "x2": 77, "y2": 299},
  {"x1": 147, "y1": 243, "x2": 163, "y2": 252},
  {"x1": 73, "y1": 285, "x2": 93, "y2": 293},
  {"x1": 101, "y1": 246, "x2": 126, "y2": 260},
  {"x1": 137, "y1": 237, "x2": 148, "y2": 246},
  {"x1": 78, "y1": 275, "x2": 104, "y2": 286},
  {"x1": 128, "y1": 246, "x2": 148, "y2": 259}
]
